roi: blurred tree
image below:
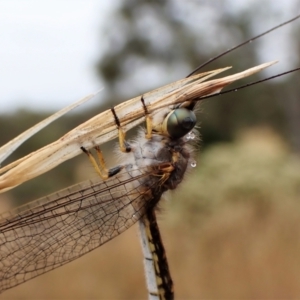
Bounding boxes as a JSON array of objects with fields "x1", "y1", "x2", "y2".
[
  {"x1": 281, "y1": 22, "x2": 300, "y2": 153},
  {"x1": 96, "y1": 0, "x2": 300, "y2": 150}
]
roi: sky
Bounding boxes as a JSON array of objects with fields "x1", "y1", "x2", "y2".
[
  {"x1": 0, "y1": 0, "x2": 299, "y2": 113},
  {"x1": 0, "y1": 0, "x2": 116, "y2": 112}
]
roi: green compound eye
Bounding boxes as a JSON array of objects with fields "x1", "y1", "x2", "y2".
[{"x1": 163, "y1": 108, "x2": 196, "y2": 139}]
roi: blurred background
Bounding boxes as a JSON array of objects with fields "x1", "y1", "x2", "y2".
[{"x1": 1, "y1": 0, "x2": 300, "y2": 299}]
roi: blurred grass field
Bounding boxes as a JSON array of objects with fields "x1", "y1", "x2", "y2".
[{"x1": 2, "y1": 127, "x2": 300, "y2": 299}]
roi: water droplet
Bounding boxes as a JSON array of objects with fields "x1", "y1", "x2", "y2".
[
  {"x1": 235, "y1": 89, "x2": 238, "y2": 92},
  {"x1": 186, "y1": 131, "x2": 195, "y2": 140},
  {"x1": 191, "y1": 161, "x2": 197, "y2": 168}
]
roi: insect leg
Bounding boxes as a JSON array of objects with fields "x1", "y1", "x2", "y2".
[
  {"x1": 81, "y1": 146, "x2": 123, "y2": 180},
  {"x1": 141, "y1": 96, "x2": 153, "y2": 139},
  {"x1": 111, "y1": 107, "x2": 131, "y2": 153}
]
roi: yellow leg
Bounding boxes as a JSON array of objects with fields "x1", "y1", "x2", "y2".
[
  {"x1": 118, "y1": 114, "x2": 152, "y2": 147},
  {"x1": 111, "y1": 107, "x2": 131, "y2": 153},
  {"x1": 152, "y1": 151, "x2": 179, "y2": 186},
  {"x1": 118, "y1": 127, "x2": 131, "y2": 153},
  {"x1": 81, "y1": 146, "x2": 124, "y2": 179},
  {"x1": 141, "y1": 96, "x2": 153, "y2": 139},
  {"x1": 157, "y1": 162, "x2": 175, "y2": 173},
  {"x1": 145, "y1": 115, "x2": 153, "y2": 139},
  {"x1": 94, "y1": 146, "x2": 108, "y2": 173},
  {"x1": 81, "y1": 147, "x2": 109, "y2": 180},
  {"x1": 150, "y1": 162, "x2": 175, "y2": 186}
]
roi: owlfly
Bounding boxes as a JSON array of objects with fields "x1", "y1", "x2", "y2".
[{"x1": 0, "y1": 15, "x2": 300, "y2": 299}]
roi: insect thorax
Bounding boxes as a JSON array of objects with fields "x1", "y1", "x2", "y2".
[{"x1": 118, "y1": 129, "x2": 194, "y2": 211}]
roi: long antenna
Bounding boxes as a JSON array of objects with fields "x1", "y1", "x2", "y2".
[
  {"x1": 187, "y1": 14, "x2": 300, "y2": 78},
  {"x1": 196, "y1": 67, "x2": 300, "y2": 103}
]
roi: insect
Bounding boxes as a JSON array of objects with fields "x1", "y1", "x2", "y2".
[
  {"x1": 0, "y1": 14, "x2": 299, "y2": 299},
  {"x1": 0, "y1": 106, "x2": 193, "y2": 283},
  {"x1": 0, "y1": 61, "x2": 277, "y2": 298}
]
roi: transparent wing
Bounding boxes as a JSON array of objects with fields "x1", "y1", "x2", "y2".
[{"x1": 0, "y1": 167, "x2": 158, "y2": 293}]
